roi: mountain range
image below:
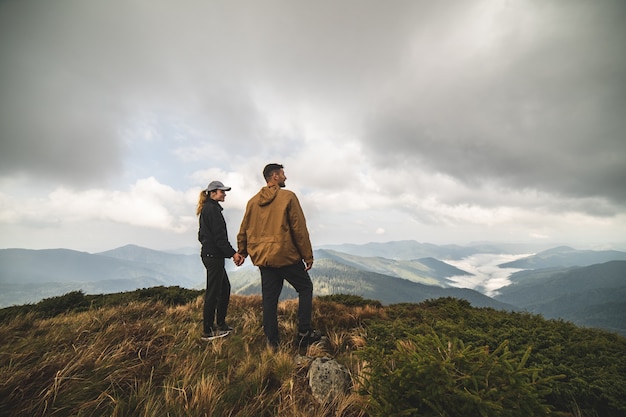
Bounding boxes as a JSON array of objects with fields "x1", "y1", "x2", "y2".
[
  {"x1": 235, "y1": 258, "x2": 512, "y2": 310},
  {"x1": 317, "y1": 240, "x2": 557, "y2": 260},
  {"x1": 0, "y1": 246, "x2": 204, "y2": 308},
  {"x1": 1, "y1": 241, "x2": 625, "y2": 335},
  {"x1": 498, "y1": 246, "x2": 626, "y2": 268},
  {"x1": 494, "y1": 260, "x2": 626, "y2": 335}
]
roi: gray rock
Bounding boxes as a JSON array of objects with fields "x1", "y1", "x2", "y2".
[{"x1": 307, "y1": 357, "x2": 352, "y2": 405}]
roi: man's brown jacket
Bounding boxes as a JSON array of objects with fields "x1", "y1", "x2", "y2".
[{"x1": 237, "y1": 185, "x2": 313, "y2": 268}]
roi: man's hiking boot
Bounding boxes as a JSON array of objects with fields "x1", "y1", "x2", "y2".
[
  {"x1": 295, "y1": 329, "x2": 323, "y2": 347},
  {"x1": 217, "y1": 323, "x2": 234, "y2": 332},
  {"x1": 201, "y1": 328, "x2": 231, "y2": 341}
]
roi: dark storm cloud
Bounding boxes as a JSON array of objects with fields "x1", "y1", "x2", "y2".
[
  {"x1": 0, "y1": 0, "x2": 265, "y2": 185},
  {"x1": 362, "y1": 0, "x2": 626, "y2": 207},
  {"x1": 1, "y1": 0, "x2": 625, "y2": 251},
  {"x1": 1, "y1": 0, "x2": 624, "y2": 208}
]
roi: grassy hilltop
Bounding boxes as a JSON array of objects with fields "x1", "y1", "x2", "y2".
[{"x1": 1, "y1": 288, "x2": 625, "y2": 417}]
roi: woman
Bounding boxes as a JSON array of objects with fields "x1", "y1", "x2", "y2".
[{"x1": 196, "y1": 180, "x2": 243, "y2": 340}]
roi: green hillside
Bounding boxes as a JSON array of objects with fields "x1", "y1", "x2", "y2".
[
  {"x1": 234, "y1": 258, "x2": 511, "y2": 309},
  {"x1": 315, "y1": 249, "x2": 469, "y2": 285},
  {"x1": 1, "y1": 288, "x2": 625, "y2": 416},
  {"x1": 0, "y1": 248, "x2": 203, "y2": 307},
  {"x1": 495, "y1": 261, "x2": 626, "y2": 335}
]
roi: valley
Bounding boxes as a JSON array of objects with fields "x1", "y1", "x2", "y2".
[{"x1": 1, "y1": 240, "x2": 625, "y2": 335}]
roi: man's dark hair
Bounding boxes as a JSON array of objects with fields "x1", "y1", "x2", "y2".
[{"x1": 263, "y1": 163, "x2": 284, "y2": 181}]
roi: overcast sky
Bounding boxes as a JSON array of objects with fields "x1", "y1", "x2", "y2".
[{"x1": 1, "y1": 0, "x2": 625, "y2": 253}]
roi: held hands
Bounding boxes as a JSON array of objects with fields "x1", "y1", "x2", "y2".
[{"x1": 233, "y1": 252, "x2": 245, "y2": 267}]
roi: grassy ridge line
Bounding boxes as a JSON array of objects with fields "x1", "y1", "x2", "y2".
[
  {"x1": 0, "y1": 293, "x2": 378, "y2": 417},
  {"x1": 1, "y1": 290, "x2": 625, "y2": 416},
  {"x1": 0, "y1": 286, "x2": 205, "y2": 321}
]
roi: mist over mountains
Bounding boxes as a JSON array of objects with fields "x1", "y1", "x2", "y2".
[
  {"x1": 1, "y1": 241, "x2": 625, "y2": 335},
  {"x1": 236, "y1": 257, "x2": 513, "y2": 311}
]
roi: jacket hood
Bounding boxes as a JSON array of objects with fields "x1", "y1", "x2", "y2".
[{"x1": 258, "y1": 185, "x2": 280, "y2": 206}]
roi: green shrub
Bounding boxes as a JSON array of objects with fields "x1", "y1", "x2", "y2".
[
  {"x1": 0, "y1": 287, "x2": 204, "y2": 322},
  {"x1": 318, "y1": 294, "x2": 382, "y2": 308},
  {"x1": 35, "y1": 290, "x2": 89, "y2": 317},
  {"x1": 132, "y1": 286, "x2": 202, "y2": 305},
  {"x1": 360, "y1": 333, "x2": 559, "y2": 417},
  {"x1": 366, "y1": 297, "x2": 626, "y2": 416}
]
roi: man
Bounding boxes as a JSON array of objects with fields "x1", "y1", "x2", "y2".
[
  {"x1": 197, "y1": 180, "x2": 244, "y2": 341},
  {"x1": 237, "y1": 163, "x2": 322, "y2": 349}
]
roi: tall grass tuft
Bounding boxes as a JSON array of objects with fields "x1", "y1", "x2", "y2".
[
  {"x1": 0, "y1": 294, "x2": 377, "y2": 417},
  {"x1": 2, "y1": 292, "x2": 625, "y2": 416}
]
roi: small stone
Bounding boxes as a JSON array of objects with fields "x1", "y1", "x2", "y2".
[{"x1": 307, "y1": 357, "x2": 352, "y2": 405}]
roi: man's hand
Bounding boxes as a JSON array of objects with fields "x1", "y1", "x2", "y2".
[
  {"x1": 305, "y1": 261, "x2": 313, "y2": 271},
  {"x1": 233, "y1": 252, "x2": 245, "y2": 266}
]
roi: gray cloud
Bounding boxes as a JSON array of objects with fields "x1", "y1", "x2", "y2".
[
  {"x1": 0, "y1": 0, "x2": 264, "y2": 184},
  {"x1": 362, "y1": 0, "x2": 626, "y2": 208},
  {"x1": 1, "y1": 0, "x2": 624, "y2": 210}
]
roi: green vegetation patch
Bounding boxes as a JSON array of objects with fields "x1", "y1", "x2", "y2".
[
  {"x1": 362, "y1": 297, "x2": 626, "y2": 417},
  {"x1": 1, "y1": 291, "x2": 625, "y2": 416},
  {"x1": 0, "y1": 286, "x2": 203, "y2": 321}
]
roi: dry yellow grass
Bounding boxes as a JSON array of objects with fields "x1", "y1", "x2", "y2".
[{"x1": 0, "y1": 295, "x2": 383, "y2": 417}]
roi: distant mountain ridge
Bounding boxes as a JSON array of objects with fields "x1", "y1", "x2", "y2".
[
  {"x1": 0, "y1": 246, "x2": 205, "y2": 307},
  {"x1": 0, "y1": 243, "x2": 484, "y2": 308},
  {"x1": 318, "y1": 240, "x2": 557, "y2": 260},
  {"x1": 318, "y1": 241, "x2": 473, "y2": 260},
  {"x1": 314, "y1": 249, "x2": 470, "y2": 287},
  {"x1": 495, "y1": 261, "x2": 626, "y2": 335},
  {"x1": 234, "y1": 258, "x2": 513, "y2": 310},
  {"x1": 0, "y1": 248, "x2": 178, "y2": 284},
  {"x1": 2, "y1": 242, "x2": 626, "y2": 336},
  {"x1": 498, "y1": 246, "x2": 626, "y2": 269}
]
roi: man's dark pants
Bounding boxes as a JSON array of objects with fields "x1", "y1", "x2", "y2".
[
  {"x1": 260, "y1": 262, "x2": 313, "y2": 345},
  {"x1": 202, "y1": 255, "x2": 231, "y2": 334}
]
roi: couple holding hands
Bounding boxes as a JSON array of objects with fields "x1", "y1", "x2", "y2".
[{"x1": 196, "y1": 163, "x2": 322, "y2": 349}]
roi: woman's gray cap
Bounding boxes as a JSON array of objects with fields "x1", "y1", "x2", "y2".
[{"x1": 206, "y1": 180, "x2": 231, "y2": 191}]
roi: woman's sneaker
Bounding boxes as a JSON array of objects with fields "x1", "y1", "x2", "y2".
[
  {"x1": 295, "y1": 329, "x2": 323, "y2": 347},
  {"x1": 201, "y1": 328, "x2": 231, "y2": 341}
]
